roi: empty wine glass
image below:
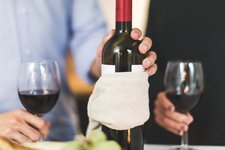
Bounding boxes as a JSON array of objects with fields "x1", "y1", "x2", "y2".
[
  {"x1": 18, "y1": 60, "x2": 61, "y2": 117},
  {"x1": 164, "y1": 61, "x2": 204, "y2": 150}
]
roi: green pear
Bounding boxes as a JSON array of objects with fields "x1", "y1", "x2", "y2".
[{"x1": 86, "y1": 130, "x2": 107, "y2": 145}]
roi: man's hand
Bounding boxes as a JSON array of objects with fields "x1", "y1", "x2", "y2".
[
  {"x1": 0, "y1": 109, "x2": 50, "y2": 144},
  {"x1": 90, "y1": 28, "x2": 157, "y2": 77},
  {"x1": 154, "y1": 92, "x2": 194, "y2": 136}
]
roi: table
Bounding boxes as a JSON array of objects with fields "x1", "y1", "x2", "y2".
[
  {"x1": 144, "y1": 144, "x2": 225, "y2": 150},
  {"x1": 24, "y1": 142, "x2": 225, "y2": 150}
]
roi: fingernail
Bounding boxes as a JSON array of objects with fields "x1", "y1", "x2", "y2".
[
  {"x1": 144, "y1": 59, "x2": 151, "y2": 66},
  {"x1": 168, "y1": 105, "x2": 174, "y2": 111},
  {"x1": 183, "y1": 126, "x2": 188, "y2": 132},
  {"x1": 133, "y1": 32, "x2": 139, "y2": 39},
  {"x1": 179, "y1": 131, "x2": 183, "y2": 136},
  {"x1": 148, "y1": 70, "x2": 153, "y2": 76},
  {"x1": 140, "y1": 44, "x2": 148, "y2": 51}
]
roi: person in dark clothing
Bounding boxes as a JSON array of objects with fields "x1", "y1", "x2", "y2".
[{"x1": 145, "y1": 0, "x2": 225, "y2": 145}]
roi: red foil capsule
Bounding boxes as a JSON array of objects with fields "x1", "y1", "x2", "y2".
[{"x1": 116, "y1": 0, "x2": 132, "y2": 22}]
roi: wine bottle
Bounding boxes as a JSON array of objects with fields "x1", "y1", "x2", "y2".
[{"x1": 101, "y1": 0, "x2": 145, "y2": 150}]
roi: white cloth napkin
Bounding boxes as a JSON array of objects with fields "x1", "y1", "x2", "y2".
[{"x1": 87, "y1": 72, "x2": 150, "y2": 133}]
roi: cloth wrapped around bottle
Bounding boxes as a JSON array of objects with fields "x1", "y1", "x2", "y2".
[{"x1": 87, "y1": 72, "x2": 150, "y2": 132}]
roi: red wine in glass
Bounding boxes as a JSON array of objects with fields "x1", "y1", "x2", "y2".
[
  {"x1": 18, "y1": 89, "x2": 59, "y2": 116},
  {"x1": 166, "y1": 92, "x2": 201, "y2": 113},
  {"x1": 18, "y1": 60, "x2": 61, "y2": 117}
]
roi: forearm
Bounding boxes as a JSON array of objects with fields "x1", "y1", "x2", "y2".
[{"x1": 70, "y1": 0, "x2": 107, "y2": 84}]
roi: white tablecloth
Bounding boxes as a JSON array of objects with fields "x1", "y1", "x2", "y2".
[
  {"x1": 24, "y1": 142, "x2": 225, "y2": 150},
  {"x1": 145, "y1": 144, "x2": 225, "y2": 150}
]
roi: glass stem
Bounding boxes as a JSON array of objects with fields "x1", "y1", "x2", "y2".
[{"x1": 181, "y1": 131, "x2": 188, "y2": 148}]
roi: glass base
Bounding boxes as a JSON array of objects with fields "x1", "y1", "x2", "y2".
[{"x1": 170, "y1": 146, "x2": 198, "y2": 150}]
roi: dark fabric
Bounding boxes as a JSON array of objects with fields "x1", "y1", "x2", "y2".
[{"x1": 145, "y1": 0, "x2": 225, "y2": 146}]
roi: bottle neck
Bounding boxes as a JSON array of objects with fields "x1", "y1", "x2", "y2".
[
  {"x1": 116, "y1": 22, "x2": 132, "y2": 33},
  {"x1": 115, "y1": 0, "x2": 132, "y2": 33}
]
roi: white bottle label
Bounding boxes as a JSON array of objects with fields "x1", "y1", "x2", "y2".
[
  {"x1": 101, "y1": 64, "x2": 144, "y2": 75},
  {"x1": 132, "y1": 65, "x2": 145, "y2": 72},
  {"x1": 101, "y1": 64, "x2": 115, "y2": 75}
]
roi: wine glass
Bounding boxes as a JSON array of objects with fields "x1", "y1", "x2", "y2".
[
  {"x1": 18, "y1": 60, "x2": 61, "y2": 117},
  {"x1": 164, "y1": 61, "x2": 204, "y2": 150}
]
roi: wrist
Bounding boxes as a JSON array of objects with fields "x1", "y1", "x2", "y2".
[{"x1": 89, "y1": 59, "x2": 101, "y2": 82}]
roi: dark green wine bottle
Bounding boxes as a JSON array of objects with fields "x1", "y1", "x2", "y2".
[{"x1": 101, "y1": 0, "x2": 145, "y2": 150}]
